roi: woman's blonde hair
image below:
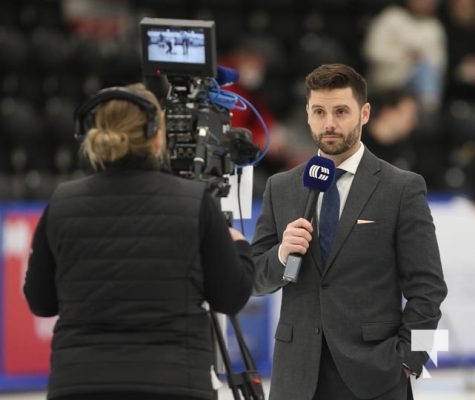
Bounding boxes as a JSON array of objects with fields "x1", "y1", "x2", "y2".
[{"x1": 81, "y1": 83, "x2": 166, "y2": 170}]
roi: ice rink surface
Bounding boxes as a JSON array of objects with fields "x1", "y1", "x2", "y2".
[{"x1": 1, "y1": 368, "x2": 475, "y2": 399}]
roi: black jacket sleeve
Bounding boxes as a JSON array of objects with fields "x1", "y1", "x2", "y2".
[
  {"x1": 23, "y1": 205, "x2": 58, "y2": 317},
  {"x1": 199, "y1": 192, "x2": 255, "y2": 315}
]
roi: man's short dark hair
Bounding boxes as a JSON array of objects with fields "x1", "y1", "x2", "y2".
[{"x1": 305, "y1": 63, "x2": 368, "y2": 107}]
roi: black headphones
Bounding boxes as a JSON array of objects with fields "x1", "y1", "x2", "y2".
[{"x1": 73, "y1": 87, "x2": 160, "y2": 140}]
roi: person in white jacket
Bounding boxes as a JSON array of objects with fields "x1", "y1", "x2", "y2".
[{"x1": 363, "y1": 0, "x2": 447, "y2": 112}]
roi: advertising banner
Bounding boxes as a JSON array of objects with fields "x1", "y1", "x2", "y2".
[{"x1": 1, "y1": 208, "x2": 53, "y2": 377}]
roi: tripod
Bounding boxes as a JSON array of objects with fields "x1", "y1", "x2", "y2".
[
  {"x1": 210, "y1": 311, "x2": 266, "y2": 400},
  {"x1": 200, "y1": 167, "x2": 263, "y2": 399}
]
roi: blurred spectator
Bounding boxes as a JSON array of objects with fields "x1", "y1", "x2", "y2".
[
  {"x1": 442, "y1": 0, "x2": 475, "y2": 104},
  {"x1": 219, "y1": 37, "x2": 297, "y2": 196},
  {"x1": 363, "y1": 88, "x2": 419, "y2": 171},
  {"x1": 362, "y1": 0, "x2": 447, "y2": 113}
]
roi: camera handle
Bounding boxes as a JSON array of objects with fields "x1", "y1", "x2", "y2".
[
  {"x1": 193, "y1": 127, "x2": 208, "y2": 179},
  {"x1": 210, "y1": 311, "x2": 266, "y2": 400}
]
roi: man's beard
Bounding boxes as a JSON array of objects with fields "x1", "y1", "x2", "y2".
[{"x1": 313, "y1": 119, "x2": 361, "y2": 155}]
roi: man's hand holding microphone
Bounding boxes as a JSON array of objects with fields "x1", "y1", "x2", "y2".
[{"x1": 282, "y1": 156, "x2": 336, "y2": 283}]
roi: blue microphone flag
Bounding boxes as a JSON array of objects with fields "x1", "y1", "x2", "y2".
[
  {"x1": 282, "y1": 155, "x2": 336, "y2": 283},
  {"x1": 303, "y1": 155, "x2": 336, "y2": 192}
]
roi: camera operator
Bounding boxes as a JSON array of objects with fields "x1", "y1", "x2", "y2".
[{"x1": 23, "y1": 83, "x2": 255, "y2": 400}]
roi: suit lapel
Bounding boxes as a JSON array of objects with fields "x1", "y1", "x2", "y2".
[{"x1": 322, "y1": 150, "x2": 381, "y2": 277}]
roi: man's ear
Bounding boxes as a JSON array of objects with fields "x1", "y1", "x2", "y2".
[{"x1": 361, "y1": 102, "x2": 371, "y2": 125}]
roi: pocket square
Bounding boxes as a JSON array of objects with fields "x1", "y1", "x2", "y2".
[{"x1": 356, "y1": 219, "x2": 376, "y2": 224}]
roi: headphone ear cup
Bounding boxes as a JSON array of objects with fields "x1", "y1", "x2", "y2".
[
  {"x1": 74, "y1": 110, "x2": 95, "y2": 141},
  {"x1": 145, "y1": 114, "x2": 160, "y2": 138},
  {"x1": 73, "y1": 118, "x2": 83, "y2": 141},
  {"x1": 83, "y1": 113, "x2": 95, "y2": 137}
]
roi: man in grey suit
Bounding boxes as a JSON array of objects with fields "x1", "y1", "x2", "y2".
[{"x1": 252, "y1": 64, "x2": 447, "y2": 399}]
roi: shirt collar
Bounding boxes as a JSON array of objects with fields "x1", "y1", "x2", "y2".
[
  {"x1": 338, "y1": 142, "x2": 365, "y2": 175},
  {"x1": 318, "y1": 142, "x2": 365, "y2": 175}
]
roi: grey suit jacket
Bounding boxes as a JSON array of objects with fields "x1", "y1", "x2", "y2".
[{"x1": 252, "y1": 148, "x2": 447, "y2": 400}]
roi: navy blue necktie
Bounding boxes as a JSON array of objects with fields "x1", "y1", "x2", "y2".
[{"x1": 319, "y1": 168, "x2": 346, "y2": 266}]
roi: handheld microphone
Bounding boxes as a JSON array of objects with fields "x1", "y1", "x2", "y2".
[
  {"x1": 282, "y1": 156, "x2": 336, "y2": 283},
  {"x1": 216, "y1": 65, "x2": 240, "y2": 86}
]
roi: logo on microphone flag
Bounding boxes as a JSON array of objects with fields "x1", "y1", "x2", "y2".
[
  {"x1": 308, "y1": 165, "x2": 331, "y2": 181},
  {"x1": 303, "y1": 156, "x2": 335, "y2": 192}
]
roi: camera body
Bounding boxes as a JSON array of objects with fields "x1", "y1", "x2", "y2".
[{"x1": 140, "y1": 18, "x2": 258, "y2": 197}]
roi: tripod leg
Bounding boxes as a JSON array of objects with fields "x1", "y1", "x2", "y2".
[{"x1": 210, "y1": 311, "x2": 242, "y2": 399}]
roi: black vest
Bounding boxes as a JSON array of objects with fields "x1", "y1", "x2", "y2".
[{"x1": 45, "y1": 167, "x2": 215, "y2": 399}]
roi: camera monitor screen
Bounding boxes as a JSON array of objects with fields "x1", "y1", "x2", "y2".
[{"x1": 140, "y1": 18, "x2": 217, "y2": 78}]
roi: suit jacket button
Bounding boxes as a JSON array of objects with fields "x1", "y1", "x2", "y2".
[
  {"x1": 315, "y1": 327, "x2": 321, "y2": 334},
  {"x1": 321, "y1": 284, "x2": 328, "y2": 289}
]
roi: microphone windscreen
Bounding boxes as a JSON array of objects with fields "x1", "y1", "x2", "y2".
[
  {"x1": 303, "y1": 156, "x2": 336, "y2": 192},
  {"x1": 216, "y1": 65, "x2": 240, "y2": 86}
]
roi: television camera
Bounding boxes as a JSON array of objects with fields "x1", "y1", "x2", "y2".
[
  {"x1": 140, "y1": 18, "x2": 266, "y2": 400},
  {"x1": 140, "y1": 17, "x2": 260, "y2": 198}
]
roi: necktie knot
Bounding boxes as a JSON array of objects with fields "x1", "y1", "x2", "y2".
[{"x1": 334, "y1": 168, "x2": 346, "y2": 182}]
